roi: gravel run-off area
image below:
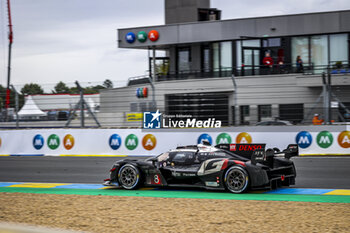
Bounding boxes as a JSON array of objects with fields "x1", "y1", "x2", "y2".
[{"x1": 0, "y1": 193, "x2": 349, "y2": 233}]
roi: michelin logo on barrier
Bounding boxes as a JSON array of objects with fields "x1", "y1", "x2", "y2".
[
  {"x1": 143, "y1": 110, "x2": 221, "y2": 129},
  {"x1": 109, "y1": 134, "x2": 122, "y2": 150},
  {"x1": 33, "y1": 134, "x2": 44, "y2": 150},
  {"x1": 32, "y1": 134, "x2": 75, "y2": 150},
  {"x1": 296, "y1": 131, "x2": 312, "y2": 149},
  {"x1": 197, "y1": 134, "x2": 213, "y2": 145}
]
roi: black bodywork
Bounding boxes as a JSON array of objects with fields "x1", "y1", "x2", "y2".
[{"x1": 103, "y1": 143, "x2": 298, "y2": 193}]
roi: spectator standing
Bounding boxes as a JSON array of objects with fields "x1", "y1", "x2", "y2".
[
  {"x1": 277, "y1": 56, "x2": 286, "y2": 74},
  {"x1": 262, "y1": 52, "x2": 274, "y2": 74},
  {"x1": 263, "y1": 52, "x2": 274, "y2": 67},
  {"x1": 296, "y1": 55, "x2": 303, "y2": 73}
]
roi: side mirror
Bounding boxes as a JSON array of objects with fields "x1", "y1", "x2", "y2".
[{"x1": 149, "y1": 157, "x2": 157, "y2": 166}]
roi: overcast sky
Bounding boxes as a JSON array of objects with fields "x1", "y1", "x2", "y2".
[{"x1": 0, "y1": 0, "x2": 350, "y2": 90}]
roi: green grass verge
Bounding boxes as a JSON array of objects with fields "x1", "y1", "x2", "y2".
[{"x1": 1, "y1": 187, "x2": 350, "y2": 203}]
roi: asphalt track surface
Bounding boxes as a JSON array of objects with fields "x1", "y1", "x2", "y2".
[{"x1": 0, "y1": 156, "x2": 349, "y2": 189}]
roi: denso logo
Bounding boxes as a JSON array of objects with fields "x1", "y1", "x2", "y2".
[{"x1": 238, "y1": 144, "x2": 263, "y2": 151}]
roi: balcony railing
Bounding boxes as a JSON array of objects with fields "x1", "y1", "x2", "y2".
[{"x1": 154, "y1": 63, "x2": 350, "y2": 82}]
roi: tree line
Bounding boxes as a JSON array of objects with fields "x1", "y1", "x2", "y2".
[{"x1": 0, "y1": 79, "x2": 113, "y2": 109}]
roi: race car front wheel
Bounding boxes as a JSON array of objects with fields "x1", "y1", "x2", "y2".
[
  {"x1": 118, "y1": 164, "x2": 141, "y2": 190},
  {"x1": 224, "y1": 166, "x2": 249, "y2": 193}
]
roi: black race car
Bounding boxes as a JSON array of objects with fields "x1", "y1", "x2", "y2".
[{"x1": 103, "y1": 142, "x2": 298, "y2": 193}]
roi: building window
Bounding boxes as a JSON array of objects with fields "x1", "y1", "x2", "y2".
[
  {"x1": 201, "y1": 45, "x2": 211, "y2": 72},
  {"x1": 258, "y1": 105, "x2": 272, "y2": 121},
  {"x1": 236, "y1": 41, "x2": 242, "y2": 69},
  {"x1": 213, "y1": 43, "x2": 220, "y2": 72},
  {"x1": 166, "y1": 92, "x2": 229, "y2": 126},
  {"x1": 241, "y1": 105, "x2": 250, "y2": 116},
  {"x1": 330, "y1": 34, "x2": 348, "y2": 65},
  {"x1": 220, "y1": 41, "x2": 232, "y2": 72},
  {"x1": 177, "y1": 47, "x2": 191, "y2": 72},
  {"x1": 263, "y1": 38, "x2": 281, "y2": 47},
  {"x1": 242, "y1": 39, "x2": 260, "y2": 47},
  {"x1": 240, "y1": 105, "x2": 250, "y2": 125},
  {"x1": 291, "y1": 37, "x2": 309, "y2": 66},
  {"x1": 311, "y1": 35, "x2": 328, "y2": 72},
  {"x1": 279, "y1": 104, "x2": 304, "y2": 124}
]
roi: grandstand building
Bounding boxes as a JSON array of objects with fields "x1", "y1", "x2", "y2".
[{"x1": 99, "y1": 0, "x2": 350, "y2": 127}]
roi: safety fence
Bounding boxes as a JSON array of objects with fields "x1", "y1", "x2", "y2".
[{"x1": 0, "y1": 72, "x2": 349, "y2": 129}]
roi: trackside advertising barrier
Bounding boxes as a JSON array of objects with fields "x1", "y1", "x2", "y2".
[{"x1": 0, "y1": 125, "x2": 349, "y2": 156}]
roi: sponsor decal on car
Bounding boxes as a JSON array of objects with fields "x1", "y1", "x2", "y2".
[
  {"x1": 229, "y1": 144, "x2": 236, "y2": 151},
  {"x1": 239, "y1": 144, "x2": 263, "y2": 151},
  {"x1": 205, "y1": 181, "x2": 219, "y2": 187},
  {"x1": 197, "y1": 159, "x2": 227, "y2": 176},
  {"x1": 153, "y1": 174, "x2": 161, "y2": 185}
]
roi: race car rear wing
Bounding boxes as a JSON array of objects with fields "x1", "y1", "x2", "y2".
[
  {"x1": 216, "y1": 143, "x2": 298, "y2": 165},
  {"x1": 283, "y1": 144, "x2": 299, "y2": 159},
  {"x1": 215, "y1": 143, "x2": 266, "y2": 160},
  {"x1": 251, "y1": 144, "x2": 299, "y2": 165}
]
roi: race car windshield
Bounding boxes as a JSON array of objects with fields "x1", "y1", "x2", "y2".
[{"x1": 157, "y1": 152, "x2": 169, "y2": 162}]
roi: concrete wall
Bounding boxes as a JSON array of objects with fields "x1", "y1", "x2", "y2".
[
  {"x1": 0, "y1": 126, "x2": 349, "y2": 156},
  {"x1": 99, "y1": 73, "x2": 350, "y2": 126},
  {"x1": 165, "y1": 0, "x2": 210, "y2": 24}
]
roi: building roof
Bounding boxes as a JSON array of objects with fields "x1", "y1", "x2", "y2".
[{"x1": 118, "y1": 9, "x2": 350, "y2": 49}]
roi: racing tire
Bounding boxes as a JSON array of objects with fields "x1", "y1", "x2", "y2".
[
  {"x1": 224, "y1": 166, "x2": 249, "y2": 194},
  {"x1": 118, "y1": 164, "x2": 141, "y2": 190}
]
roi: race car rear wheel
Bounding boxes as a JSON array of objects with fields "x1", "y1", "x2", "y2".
[
  {"x1": 118, "y1": 164, "x2": 140, "y2": 190},
  {"x1": 224, "y1": 166, "x2": 249, "y2": 193}
]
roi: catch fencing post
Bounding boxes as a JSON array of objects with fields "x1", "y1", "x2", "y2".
[
  {"x1": 10, "y1": 85, "x2": 18, "y2": 128},
  {"x1": 65, "y1": 81, "x2": 101, "y2": 128},
  {"x1": 231, "y1": 74, "x2": 238, "y2": 126},
  {"x1": 79, "y1": 82, "x2": 85, "y2": 128},
  {"x1": 148, "y1": 76, "x2": 157, "y2": 110}
]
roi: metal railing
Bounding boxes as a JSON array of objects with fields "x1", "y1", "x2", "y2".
[
  {"x1": 0, "y1": 64, "x2": 349, "y2": 129},
  {"x1": 153, "y1": 63, "x2": 350, "y2": 82}
]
